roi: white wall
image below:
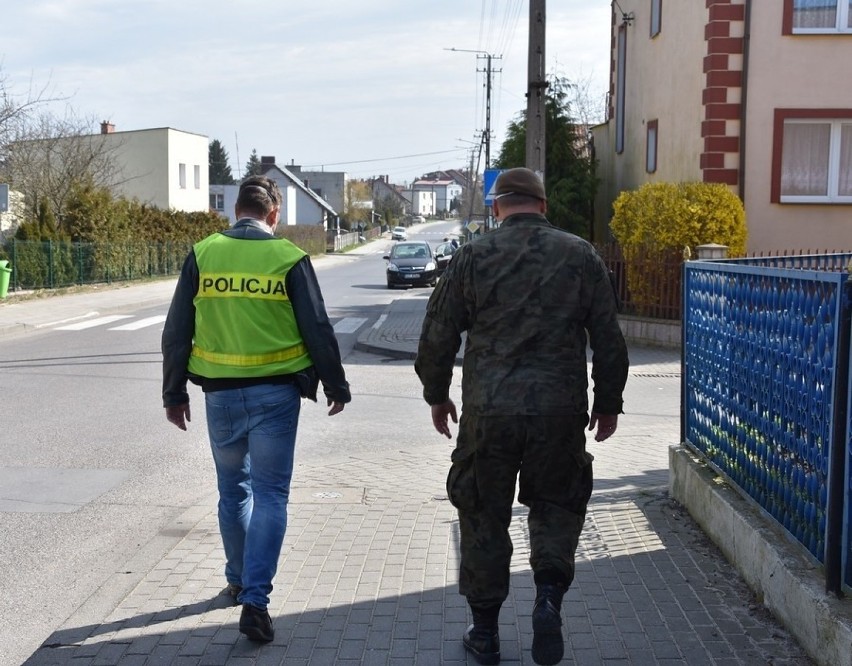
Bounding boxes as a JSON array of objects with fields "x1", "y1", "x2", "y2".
[{"x1": 104, "y1": 128, "x2": 208, "y2": 212}]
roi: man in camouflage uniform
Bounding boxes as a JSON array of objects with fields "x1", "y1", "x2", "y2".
[{"x1": 415, "y1": 168, "x2": 628, "y2": 666}]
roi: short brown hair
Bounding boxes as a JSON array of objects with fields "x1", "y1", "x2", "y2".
[{"x1": 236, "y1": 176, "x2": 282, "y2": 218}]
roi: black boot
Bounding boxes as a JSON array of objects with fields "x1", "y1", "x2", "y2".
[
  {"x1": 463, "y1": 606, "x2": 501, "y2": 665},
  {"x1": 531, "y1": 584, "x2": 565, "y2": 665}
]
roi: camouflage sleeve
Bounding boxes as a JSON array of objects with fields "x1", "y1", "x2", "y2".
[
  {"x1": 414, "y1": 247, "x2": 470, "y2": 405},
  {"x1": 583, "y1": 248, "x2": 629, "y2": 414}
]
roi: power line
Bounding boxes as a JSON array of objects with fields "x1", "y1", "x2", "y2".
[{"x1": 301, "y1": 148, "x2": 461, "y2": 169}]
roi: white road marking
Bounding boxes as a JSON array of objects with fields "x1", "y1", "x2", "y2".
[
  {"x1": 109, "y1": 315, "x2": 168, "y2": 331},
  {"x1": 55, "y1": 315, "x2": 134, "y2": 330},
  {"x1": 334, "y1": 317, "x2": 368, "y2": 334},
  {"x1": 36, "y1": 312, "x2": 101, "y2": 329}
]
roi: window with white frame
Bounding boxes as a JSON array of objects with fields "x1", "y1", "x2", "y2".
[
  {"x1": 209, "y1": 193, "x2": 224, "y2": 210},
  {"x1": 779, "y1": 118, "x2": 852, "y2": 202},
  {"x1": 791, "y1": 0, "x2": 851, "y2": 33},
  {"x1": 194, "y1": 165, "x2": 201, "y2": 189},
  {"x1": 179, "y1": 163, "x2": 186, "y2": 189},
  {"x1": 650, "y1": 0, "x2": 662, "y2": 37},
  {"x1": 646, "y1": 120, "x2": 658, "y2": 173}
]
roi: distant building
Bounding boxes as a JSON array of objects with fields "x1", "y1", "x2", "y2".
[
  {"x1": 401, "y1": 188, "x2": 436, "y2": 217},
  {"x1": 211, "y1": 158, "x2": 339, "y2": 230},
  {"x1": 286, "y1": 162, "x2": 347, "y2": 214},
  {"x1": 370, "y1": 176, "x2": 411, "y2": 215},
  {"x1": 410, "y1": 177, "x2": 462, "y2": 213},
  {"x1": 97, "y1": 123, "x2": 209, "y2": 212}
]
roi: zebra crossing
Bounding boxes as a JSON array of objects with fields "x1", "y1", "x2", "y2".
[{"x1": 48, "y1": 312, "x2": 369, "y2": 336}]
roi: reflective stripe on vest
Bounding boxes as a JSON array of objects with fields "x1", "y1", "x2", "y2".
[{"x1": 190, "y1": 342, "x2": 309, "y2": 368}]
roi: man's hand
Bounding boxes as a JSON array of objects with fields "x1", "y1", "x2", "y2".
[
  {"x1": 327, "y1": 400, "x2": 345, "y2": 416},
  {"x1": 588, "y1": 412, "x2": 618, "y2": 442},
  {"x1": 430, "y1": 400, "x2": 458, "y2": 439},
  {"x1": 166, "y1": 403, "x2": 191, "y2": 431}
]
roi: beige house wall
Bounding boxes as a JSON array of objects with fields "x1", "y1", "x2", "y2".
[
  {"x1": 105, "y1": 128, "x2": 208, "y2": 212},
  {"x1": 743, "y1": 2, "x2": 852, "y2": 251},
  {"x1": 594, "y1": 0, "x2": 707, "y2": 240},
  {"x1": 594, "y1": 0, "x2": 852, "y2": 254}
]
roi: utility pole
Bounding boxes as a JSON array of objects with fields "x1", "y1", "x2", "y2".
[
  {"x1": 445, "y1": 48, "x2": 501, "y2": 171},
  {"x1": 481, "y1": 53, "x2": 494, "y2": 170},
  {"x1": 525, "y1": 0, "x2": 547, "y2": 178}
]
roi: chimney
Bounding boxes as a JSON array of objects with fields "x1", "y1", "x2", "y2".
[
  {"x1": 261, "y1": 155, "x2": 276, "y2": 165},
  {"x1": 100, "y1": 121, "x2": 115, "y2": 134}
]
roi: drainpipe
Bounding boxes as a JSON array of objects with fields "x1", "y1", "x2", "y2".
[{"x1": 738, "y1": 0, "x2": 752, "y2": 201}]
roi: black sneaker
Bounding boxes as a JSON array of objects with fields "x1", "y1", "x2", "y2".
[
  {"x1": 531, "y1": 585, "x2": 564, "y2": 665},
  {"x1": 462, "y1": 623, "x2": 500, "y2": 665},
  {"x1": 239, "y1": 603, "x2": 274, "y2": 643}
]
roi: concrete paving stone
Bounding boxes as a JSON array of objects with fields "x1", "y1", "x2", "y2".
[
  {"x1": 392, "y1": 621, "x2": 419, "y2": 640},
  {"x1": 389, "y1": 637, "x2": 416, "y2": 658},
  {"x1": 572, "y1": 648, "x2": 604, "y2": 665},
  {"x1": 620, "y1": 631, "x2": 651, "y2": 649},
  {"x1": 91, "y1": 642, "x2": 130, "y2": 664},
  {"x1": 197, "y1": 645, "x2": 232, "y2": 666},
  {"x1": 413, "y1": 651, "x2": 442, "y2": 666},
  {"x1": 621, "y1": 649, "x2": 663, "y2": 666},
  {"x1": 178, "y1": 636, "x2": 209, "y2": 656},
  {"x1": 116, "y1": 656, "x2": 147, "y2": 666},
  {"x1": 314, "y1": 627, "x2": 343, "y2": 649},
  {"x1": 599, "y1": 639, "x2": 629, "y2": 659},
  {"x1": 649, "y1": 639, "x2": 684, "y2": 659},
  {"x1": 365, "y1": 631, "x2": 391, "y2": 650}
]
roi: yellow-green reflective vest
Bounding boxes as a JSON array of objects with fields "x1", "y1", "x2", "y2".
[{"x1": 187, "y1": 233, "x2": 313, "y2": 379}]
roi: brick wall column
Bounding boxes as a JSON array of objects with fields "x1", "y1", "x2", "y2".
[{"x1": 702, "y1": 0, "x2": 746, "y2": 188}]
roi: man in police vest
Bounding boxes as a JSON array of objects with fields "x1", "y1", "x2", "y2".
[{"x1": 162, "y1": 175, "x2": 351, "y2": 643}]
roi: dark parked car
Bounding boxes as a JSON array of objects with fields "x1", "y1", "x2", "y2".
[
  {"x1": 433, "y1": 241, "x2": 457, "y2": 276},
  {"x1": 383, "y1": 241, "x2": 437, "y2": 288}
]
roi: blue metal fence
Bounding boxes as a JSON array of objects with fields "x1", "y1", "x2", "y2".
[{"x1": 682, "y1": 253, "x2": 852, "y2": 594}]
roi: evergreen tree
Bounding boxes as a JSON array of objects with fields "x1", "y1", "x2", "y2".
[
  {"x1": 494, "y1": 76, "x2": 596, "y2": 238},
  {"x1": 244, "y1": 149, "x2": 263, "y2": 177},
  {"x1": 208, "y1": 139, "x2": 235, "y2": 185}
]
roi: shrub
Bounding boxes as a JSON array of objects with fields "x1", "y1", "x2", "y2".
[{"x1": 609, "y1": 182, "x2": 747, "y2": 317}]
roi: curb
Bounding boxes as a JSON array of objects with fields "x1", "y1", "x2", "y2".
[{"x1": 669, "y1": 444, "x2": 852, "y2": 666}]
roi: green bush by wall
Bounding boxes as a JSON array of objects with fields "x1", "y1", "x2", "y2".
[{"x1": 609, "y1": 181, "x2": 747, "y2": 317}]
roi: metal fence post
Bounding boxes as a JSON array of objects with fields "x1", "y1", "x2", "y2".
[
  {"x1": 825, "y1": 278, "x2": 851, "y2": 595},
  {"x1": 48, "y1": 240, "x2": 54, "y2": 289}
]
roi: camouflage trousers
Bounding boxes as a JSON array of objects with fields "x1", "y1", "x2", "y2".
[{"x1": 447, "y1": 413, "x2": 593, "y2": 607}]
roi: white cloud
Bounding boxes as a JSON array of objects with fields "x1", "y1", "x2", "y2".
[{"x1": 1, "y1": 1, "x2": 613, "y2": 182}]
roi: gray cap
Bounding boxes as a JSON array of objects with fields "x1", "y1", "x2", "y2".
[{"x1": 494, "y1": 167, "x2": 546, "y2": 201}]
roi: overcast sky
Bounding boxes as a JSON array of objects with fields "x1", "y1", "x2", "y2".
[{"x1": 2, "y1": 1, "x2": 611, "y2": 184}]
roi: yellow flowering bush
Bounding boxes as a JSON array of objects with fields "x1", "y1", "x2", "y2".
[{"x1": 610, "y1": 182, "x2": 747, "y2": 317}]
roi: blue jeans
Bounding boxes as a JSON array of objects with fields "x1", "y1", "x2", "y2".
[{"x1": 205, "y1": 383, "x2": 301, "y2": 609}]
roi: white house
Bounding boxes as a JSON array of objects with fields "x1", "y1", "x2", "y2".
[
  {"x1": 411, "y1": 177, "x2": 462, "y2": 213},
  {"x1": 212, "y1": 164, "x2": 338, "y2": 230},
  {"x1": 401, "y1": 189, "x2": 436, "y2": 217},
  {"x1": 97, "y1": 123, "x2": 209, "y2": 212}
]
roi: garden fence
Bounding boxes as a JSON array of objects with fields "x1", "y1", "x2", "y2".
[
  {"x1": 682, "y1": 253, "x2": 852, "y2": 594},
  {"x1": 6, "y1": 239, "x2": 194, "y2": 291}
]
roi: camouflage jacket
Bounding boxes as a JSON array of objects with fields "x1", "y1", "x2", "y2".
[{"x1": 415, "y1": 213, "x2": 628, "y2": 416}]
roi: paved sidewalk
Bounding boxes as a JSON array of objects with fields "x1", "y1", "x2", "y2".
[{"x1": 4, "y1": 280, "x2": 814, "y2": 665}]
